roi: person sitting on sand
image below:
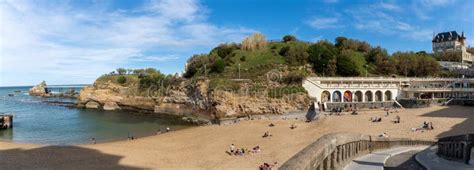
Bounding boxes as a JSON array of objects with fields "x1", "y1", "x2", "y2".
[
  {"x1": 262, "y1": 131, "x2": 272, "y2": 138},
  {"x1": 351, "y1": 110, "x2": 358, "y2": 115},
  {"x1": 230, "y1": 144, "x2": 235, "y2": 153},
  {"x1": 252, "y1": 146, "x2": 261, "y2": 153},
  {"x1": 290, "y1": 124, "x2": 297, "y2": 129},
  {"x1": 422, "y1": 122, "x2": 428, "y2": 129},
  {"x1": 393, "y1": 115, "x2": 400, "y2": 124},
  {"x1": 268, "y1": 123, "x2": 275, "y2": 127},
  {"x1": 379, "y1": 132, "x2": 389, "y2": 138}
]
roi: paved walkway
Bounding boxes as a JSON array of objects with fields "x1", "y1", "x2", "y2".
[
  {"x1": 344, "y1": 146, "x2": 428, "y2": 170},
  {"x1": 415, "y1": 146, "x2": 474, "y2": 170}
]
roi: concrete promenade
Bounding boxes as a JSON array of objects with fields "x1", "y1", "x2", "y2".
[{"x1": 344, "y1": 146, "x2": 427, "y2": 170}]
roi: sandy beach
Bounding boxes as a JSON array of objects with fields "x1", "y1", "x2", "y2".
[{"x1": 1, "y1": 105, "x2": 473, "y2": 169}]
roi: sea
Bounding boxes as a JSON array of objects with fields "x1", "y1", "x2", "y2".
[{"x1": 0, "y1": 86, "x2": 192, "y2": 145}]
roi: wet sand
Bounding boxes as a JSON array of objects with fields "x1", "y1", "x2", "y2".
[{"x1": 1, "y1": 106, "x2": 473, "y2": 169}]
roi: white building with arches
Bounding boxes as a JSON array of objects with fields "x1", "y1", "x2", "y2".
[{"x1": 303, "y1": 77, "x2": 474, "y2": 109}]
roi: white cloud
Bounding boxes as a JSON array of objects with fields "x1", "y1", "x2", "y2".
[
  {"x1": 347, "y1": 5, "x2": 433, "y2": 42},
  {"x1": 378, "y1": 2, "x2": 402, "y2": 12},
  {"x1": 0, "y1": 0, "x2": 255, "y2": 86},
  {"x1": 307, "y1": 17, "x2": 339, "y2": 29}
]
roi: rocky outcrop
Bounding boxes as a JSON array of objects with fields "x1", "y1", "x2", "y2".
[
  {"x1": 85, "y1": 101, "x2": 100, "y2": 109},
  {"x1": 103, "y1": 102, "x2": 121, "y2": 110},
  {"x1": 29, "y1": 81, "x2": 50, "y2": 97},
  {"x1": 211, "y1": 90, "x2": 310, "y2": 118},
  {"x1": 77, "y1": 78, "x2": 311, "y2": 121},
  {"x1": 29, "y1": 81, "x2": 79, "y2": 98}
]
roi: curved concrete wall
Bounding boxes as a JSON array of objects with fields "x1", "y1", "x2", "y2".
[{"x1": 280, "y1": 132, "x2": 436, "y2": 170}]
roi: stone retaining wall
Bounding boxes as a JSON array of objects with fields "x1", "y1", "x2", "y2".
[{"x1": 280, "y1": 132, "x2": 436, "y2": 170}]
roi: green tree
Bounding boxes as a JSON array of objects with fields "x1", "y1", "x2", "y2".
[
  {"x1": 335, "y1": 37, "x2": 347, "y2": 49},
  {"x1": 116, "y1": 68, "x2": 126, "y2": 75},
  {"x1": 211, "y1": 58, "x2": 225, "y2": 73},
  {"x1": 282, "y1": 35, "x2": 297, "y2": 42},
  {"x1": 280, "y1": 44, "x2": 309, "y2": 66},
  {"x1": 184, "y1": 54, "x2": 210, "y2": 78},
  {"x1": 307, "y1": 41, "x2": 338, "y2": 76},
  {"x1": 336, "y1": 50, "x2": 366, "y2": 76}
]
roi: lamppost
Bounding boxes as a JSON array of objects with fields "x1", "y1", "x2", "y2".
[
  {"x1": 322, "y1": 64, "x2": 326, "y2": 77},
  {"x1": 405, "y1": 66, "x2": 408, "y2": 78},
  {"x1": 364, "y1": 64, "x2": 368, "y2": 77},
  {"x1": 238, "y1": 63, "x2": 241, "y2": 79}
]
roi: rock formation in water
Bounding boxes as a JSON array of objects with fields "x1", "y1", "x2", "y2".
[
  {"x1": 29, "y1": 81, "x2": 80, "y2": 98},
  {"x1": 29, "y1": 81, "x2": 51, "y2": 97}
]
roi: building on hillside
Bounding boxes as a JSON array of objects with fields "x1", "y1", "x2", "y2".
[
  {"x1": 303, "y1": 77, "x2": 474, "y2": 109},
  {"x1": 432, "y1": 31, "x2": 472, "y2": 67}
]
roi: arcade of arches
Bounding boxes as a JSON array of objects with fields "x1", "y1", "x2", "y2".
[{"x1": 321, "y1": 90, "x2": 393, "y2": 103}]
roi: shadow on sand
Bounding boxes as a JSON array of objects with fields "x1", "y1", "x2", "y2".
[
  {"x1": 420, "y1": 106, "x2": 474, "y2": 139},
  {"x1": 0, "y1": 145, "x2": 143, "y2": 169}
]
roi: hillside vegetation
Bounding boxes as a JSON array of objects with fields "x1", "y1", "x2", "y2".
[{"x1": 98, "y1": 33, "x2": 449, "y2": 97}]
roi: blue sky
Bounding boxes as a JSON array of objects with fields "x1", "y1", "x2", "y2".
[{"x1": 0, "y1": 0, "x2": 473, "y2": 86}]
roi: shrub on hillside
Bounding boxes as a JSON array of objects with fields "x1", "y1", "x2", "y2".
[
  {"x1": 211, "y1": 43, "x2": 240, "y2": 58},
  {"x1": 116, "y1": 76, "x2": 126, "y2": 84},
  {"x1": 211, "y1": 58, "x2": 225, "y2": 73},
  {"x1": 282, "y1": 71, "x2": 305, "y2": 85}
]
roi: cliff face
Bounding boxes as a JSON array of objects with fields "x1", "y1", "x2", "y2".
[{"x1": 77, "y1": 79, "x2": 311, "y2": 119}]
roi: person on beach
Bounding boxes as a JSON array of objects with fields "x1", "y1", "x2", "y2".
[
  {"x1": 429, "y1": 122, "x2": 434, "y2": 130},
  {"x1": 262, "y1": 131, "x2": 272, "y2": 138},
  {"x1": 385, "y1": 110, "x2": 389, "y2": 117},
  {"x1": 230, "y1": 144, "x2": 235, "y2": 153},
  {"x1": 90, "y1": 138, "x2": 96, "y2": 144},
  {"x1": 166, "y1": 127, "x2": 170, "y2": 132},
  {"x1": 268, "y1": 123, "x2": 275, "y2": 127},
  {"x1": 290, "y1": 124, "x2": 297, "y2": 129},
  {"x1": 157, "y1": 130, "x2": 162, "y2": 135},
  {"x1": 422, "y1": 122, "x2": 428, "y2": 129},
  {"x1": 394, "y1": 115, "x2": 400, "y2": 123}
]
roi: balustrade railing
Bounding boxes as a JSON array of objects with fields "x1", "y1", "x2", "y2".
[
  {"x1": 280, "y1": 132, "x2": 436, "y2": 170},
  {"x1": 437, "y1": 134, "x2": 474, "y2": 164}
]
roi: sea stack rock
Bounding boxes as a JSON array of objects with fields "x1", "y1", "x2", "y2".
[{"x1": 29, "y1": 81, "x2": 51, "y2": 97}]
